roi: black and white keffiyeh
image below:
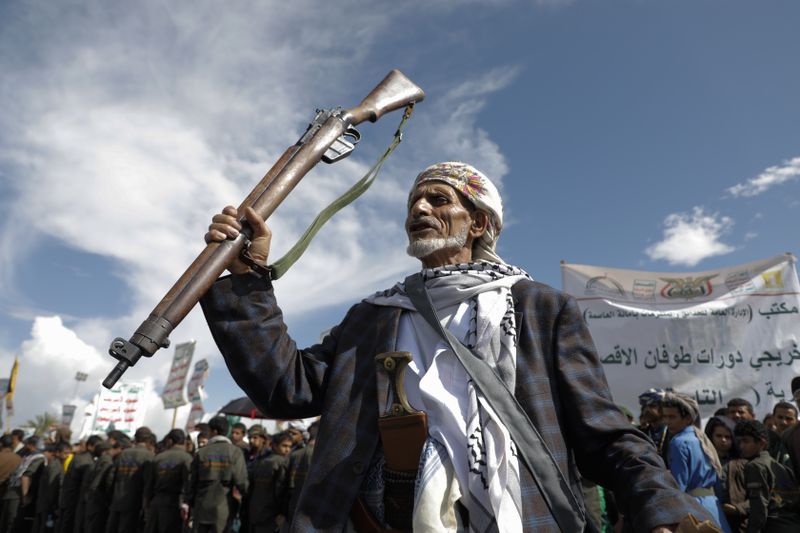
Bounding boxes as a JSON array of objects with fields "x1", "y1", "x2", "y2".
[{"x1": 366, "y1": 262, "x2": 531, "y2": 533}]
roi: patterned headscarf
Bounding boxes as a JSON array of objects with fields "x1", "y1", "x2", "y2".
[{"x1": 410, "y1": 162, "x2": 505, "y2": 264}]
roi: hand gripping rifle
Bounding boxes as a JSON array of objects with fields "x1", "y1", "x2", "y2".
[{"x1": 103, "y1": 69, "x2": 425, "y2": 389}]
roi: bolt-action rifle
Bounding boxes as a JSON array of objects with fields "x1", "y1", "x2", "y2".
[{"x1": 103, "y1": 69, "x2": 425, "y2": 388}]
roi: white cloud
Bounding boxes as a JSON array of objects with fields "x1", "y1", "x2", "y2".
[
  {"x1": 413, "y1": 66, "x2": 520, "y2": 189},
  {"x1": 645, "y1": 207, "x2": 735, "y2": 266},
  {"x1": 726, "y1": 156, "x2": 800, "y2": 197},
  {"x1": 0, "y1": 1, "x2": 518, "y2": 432},
  {"x1": 1, "y1": 316, "x2": 174, "y2": 436}
]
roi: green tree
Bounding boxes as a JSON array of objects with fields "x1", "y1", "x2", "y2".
[{"x1": 25, "y1": 412, "x2": 58, "y2": 437}]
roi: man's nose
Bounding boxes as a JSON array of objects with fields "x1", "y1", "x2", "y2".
[{"x1": 410, "y1": 197, "x2": 431, "y2": 217}]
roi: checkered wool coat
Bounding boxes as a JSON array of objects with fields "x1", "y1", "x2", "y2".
[{"x1": 201, "y1": 272, "x2": 709, "y2": 532}]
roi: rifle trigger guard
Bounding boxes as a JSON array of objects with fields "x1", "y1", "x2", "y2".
[{"x1": 322, "y1": 125, "x2": 361, "y2": 164}]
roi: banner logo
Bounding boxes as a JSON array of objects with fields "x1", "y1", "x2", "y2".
[
  {"x1": 761, "y1": 270, "x2": 784, "y2": 290},
  {"x1": 633, "y1": 279, "x2": 657, "y2": 300},
  {"x1": 585, "y1": 275, "x2": 625, "y2": 297},
  {"x1": 659, "y1": 275, "x2": 717, "y2": 299}
]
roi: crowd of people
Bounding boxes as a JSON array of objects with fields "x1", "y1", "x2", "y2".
[
  {"x1": 2, "y1": 392, "x2": 799, "y2": 533},
  {"x1": 584, "y1": 390, "x2": 800, "y2": 533},
  {"x1": 0, "y1": 415, "x2": 317, "y2": 533}
]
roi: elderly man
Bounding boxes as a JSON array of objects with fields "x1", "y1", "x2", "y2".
[{"x1": 201, "y1": 162, "x2": 707, "y2": 533}]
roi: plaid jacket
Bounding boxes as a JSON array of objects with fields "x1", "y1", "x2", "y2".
[{"x1": 201, "y1": 272, "x2": 709, "y2": 532}]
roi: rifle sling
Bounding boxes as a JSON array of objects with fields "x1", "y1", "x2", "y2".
[
  {"x1": 404, "y1": 273, "x2": 586, "y2": 533},
  {"x1": 266, "y1": 105, "x2": 414, "y2": 280}
]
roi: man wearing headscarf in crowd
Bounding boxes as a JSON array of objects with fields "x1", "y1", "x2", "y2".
[
  {"x1": 662, "y1": 392, "x2": 732, "y2": 532},
  {"x1": 202, "y1": 162, "x2": 710, "y2": 532}
]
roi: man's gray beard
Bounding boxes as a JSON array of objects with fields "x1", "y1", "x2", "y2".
[{"x1": 406, "y1": 225, "x2": 468, "y2": 259}]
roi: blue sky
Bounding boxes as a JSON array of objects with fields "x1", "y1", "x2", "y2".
[{"x1": 1, "y1": 0, "x2": 798, "y2": 435}]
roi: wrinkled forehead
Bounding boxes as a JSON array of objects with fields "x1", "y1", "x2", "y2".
[{"x1": 406, "y1": 180, "x2": 465, "y2": 207}]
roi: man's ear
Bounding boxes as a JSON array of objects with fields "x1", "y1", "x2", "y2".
[{"x1": 470, "y1": 211, "x2": 489, "y2": 239}]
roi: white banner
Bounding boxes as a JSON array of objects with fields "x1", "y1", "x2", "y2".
[
  {"x1": 91, "y1": 380, "x2": 147, "y2": 436},
  {"x1": 161, "y1": 341, "x2": 195, "y2": 409},
  {"x1": 561, "y1": 254, "x2": 800, "y2": 420},
  {"x1": 185, "y1": 359, "x2": 209, "y2": 432}
]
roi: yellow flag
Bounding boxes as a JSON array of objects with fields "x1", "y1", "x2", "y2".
[{"x1": 6, "y1": 357, "x2": 18, "y2": 414}]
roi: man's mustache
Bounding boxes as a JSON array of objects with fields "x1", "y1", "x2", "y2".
[{"x1": 408, "y1": 216, "x2": 443, "y2": 231}]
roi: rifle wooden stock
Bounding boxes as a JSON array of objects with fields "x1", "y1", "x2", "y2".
[{"x1": 104, "y1": 69, "x2": 425, "y2": 388}]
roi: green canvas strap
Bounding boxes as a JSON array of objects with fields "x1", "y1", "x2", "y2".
[
  {"x1": 267, "y1": 105, "x2": 414, "y2": 280},
  {"x1": 404, "y1": 273, "x2": 586, "y2": 533}
]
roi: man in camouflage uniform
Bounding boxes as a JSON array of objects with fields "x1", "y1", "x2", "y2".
[
  {"x1": 107, "y1": 427, "x2": 155, "y2": 533},
  {"x1": 187, "y1": 416, "x2": 248, "y2": 533},
  {"x1": 16, "y1": 437, "x2": 47, "y2": 532},
  {"x1": 143, "y1": 429, "x2": 193, "y2": 533},
  {"x1": 83, "y1": 441, "x2": 115, "y2": 533},
  {"x1": 59, "y1": 435, "x2": 101, "y2": 533},
  {"x1": 32, "y1": 442, "x2": 67, "y2": 533},
  {"x1": 734, "y1": 420, "x2": 800, "y2": 533}
]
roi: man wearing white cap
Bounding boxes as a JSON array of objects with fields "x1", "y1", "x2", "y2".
[{"x1": 201, "y1": 162, "x2": 708, "y2": 532}]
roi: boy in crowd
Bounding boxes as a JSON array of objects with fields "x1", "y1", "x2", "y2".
[
  {"x1": 661, "y1": 393, "x2": 732, "y2": 532},
  {"x1": 733, "y1": 420, "x2": 800, "y2": 532},
  {"x1": 231, "y1": 423, "x2": 249, "y2": 453},
  {"x1": 247, "y1": 432, "x2": 292, "y2": 533}
]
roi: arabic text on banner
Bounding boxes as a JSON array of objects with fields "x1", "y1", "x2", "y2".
[
  {"x1": 561, "y1": 254, "x2": 800, "y2": 419},
  {"x1": 161, "y1": 341, "x2": 196, "y2": 410},
  {"x1": 185, "y1": 359, "x2": 209, "y2": 432},
  {"x1": 91, "y1": 380, "x2": 147, "y2": 437}
]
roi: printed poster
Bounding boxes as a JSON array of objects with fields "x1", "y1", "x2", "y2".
[
  {"x1": 161, "y1": 341, "x2": 196, "y2": 409},
  {"x1": 91, "y1": 380, "x2": 147, "y2": 436},
  {"x1": 185, "y1": 359, "x2": 209, "y2": 431}
]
